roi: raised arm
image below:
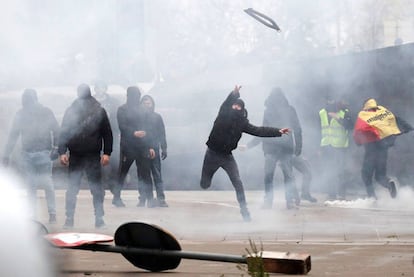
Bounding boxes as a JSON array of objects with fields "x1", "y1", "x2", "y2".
[{"x1": 218, "y1": 85, "x2": 242, "y2": 116}]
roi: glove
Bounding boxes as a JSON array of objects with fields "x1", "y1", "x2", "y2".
[
  {"x1": 161, "y1": 151, "x2": 167, "y2": 160},
  {"x1": 2, "y1": 157, "x2": 9, "y2": 167}
]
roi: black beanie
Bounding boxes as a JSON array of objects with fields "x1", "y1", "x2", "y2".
[
  {"x1": 126, "y1": 86, "x2": 141, "y2": 105},
  {"x1": 77, "y1": 83, "x2": 92, "y2": 99},
  {"x1": 22, "y1": 88, "x2": 38, "y2": 108}
]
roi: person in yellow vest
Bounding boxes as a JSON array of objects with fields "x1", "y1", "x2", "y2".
[
  {"x1": 319, "y1": 96, "x2": 353, "y2": 200},
  {"x1": 353, "y1": 98, "x2": 413, "y2": 199}
]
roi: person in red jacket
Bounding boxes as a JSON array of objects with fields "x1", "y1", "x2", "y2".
[{"x1": 200, "y1": 85, "x2": 289, "y2": 222}]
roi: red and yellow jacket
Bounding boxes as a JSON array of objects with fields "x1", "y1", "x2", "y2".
[{"x1": 353, "y1": 104, "x2": 401, "y2": 145}]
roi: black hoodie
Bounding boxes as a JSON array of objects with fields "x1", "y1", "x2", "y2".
[
  {"x1": 141, "y1": 95, "x2": 167, "y2": 154},
  {"x1": 58, "y1": 85, "x2": 113, "y2": 156},
  {"x1": 4, "y1": 89, "x2": 59, "y2": 156},
  {"x1": 206, "y1": 90, "x2": 282, "y2": 154},
  {"x1": 248, "y1": 88, "x2": 302, "y2": 155},
  {"x1": 117, "y1": 87, "x2": 150, "y2": 156}
]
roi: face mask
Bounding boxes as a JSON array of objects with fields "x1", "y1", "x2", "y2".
[{"x1": 230, "y1": 108, "x2": 244, "y2": 119}]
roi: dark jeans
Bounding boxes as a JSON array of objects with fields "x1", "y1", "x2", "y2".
[
  {"x1": 292, "y1": 155, "x2": 312, "y2": 195},
  {"x1": 66, "y1": 154, "x2": 104, "y2": 219},
  {"x1": 200, "y1": 148, "x2": 247, "y2": 208},
  {"x1": 115, "y1": 150, "x2": 153, "y2": 202},
  {"x1": 362, "y1": 143, "x2": 390, "y2": 197},
  {"x1": 264, "y1": 152, "x2": 298, "y2": 204},
  {"x1": 150, "y1": 153, "x2": 165, "y2": 201},
  {"x1": 22, "y1": 150, "x2": 56, "y2": 217}
]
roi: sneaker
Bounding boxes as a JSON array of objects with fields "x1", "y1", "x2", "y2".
[
  {"x1": 240, "y1": 208, "x2": 251, "y2": 222},
  {"x1": 200, "y1": 182, "x2": 210, "y2": 190},
  {"x1": 158, "y1": 199, "x2": 169, "y2": 207},
  {"x1": 388, "y1": 181, "x2": 397, "y2": 198},
  {"x1": 48, "y1": 214, "x2": 57, "y2": 224},
  {"x1": 112, "y1": 198, "x2": 126, "y2": 207},
  {"x1": 301, "y1": 193, "x2": 317, "y2": 203},
  {"x1": 63, "y1": 217, "x2": 74, "y2": 229},
  {"x1": 95, "y1": 217, "x2": 106, "y2": 229}
]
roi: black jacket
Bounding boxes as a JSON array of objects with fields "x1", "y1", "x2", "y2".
[
  {"x1": 117, "y1": 97, "x2": 150, "y2": 156},
  {"x1": 141, "y1": 95, "x2": 167, "y2": 154},
  {"x1": 248, "y1": 90, "x2": 302, "y2": 155},
  {"x1": 4, "y1": 103, "x2": 59, "y2": 155},
  {"x1": 58, "y1": 96, "x2": 113, "y2": 156},
  {"x1": 206, "y1": 91, "x2": 282, "y2": 154}
]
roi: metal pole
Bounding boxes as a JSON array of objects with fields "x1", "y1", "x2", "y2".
[{"x1": 72, "y1": 244, "x2": 247, "y2": 264}]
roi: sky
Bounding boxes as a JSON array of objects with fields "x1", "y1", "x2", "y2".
[{"x1": 2, "y1": 0, "x2": 412, "y2": 90}]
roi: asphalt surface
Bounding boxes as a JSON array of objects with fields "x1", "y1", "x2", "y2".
[{"x1": 37, "y1": 189, "x2": 414, "y2": 276}]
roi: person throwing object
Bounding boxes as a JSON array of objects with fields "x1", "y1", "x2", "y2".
[{"x1": 200, "y1": 85, "x2": 289, "y2": 222}]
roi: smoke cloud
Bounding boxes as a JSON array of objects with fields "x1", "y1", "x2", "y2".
[{"x1": 1, "y1": 0, "x2": 414, "y2": 206}]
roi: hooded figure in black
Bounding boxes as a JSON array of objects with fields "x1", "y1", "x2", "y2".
[
  {"x1": 58, "y1": 83, "x2": 113, "y2": 229},
  {"x1": 114, "y1": 86, "x2": 156, "y2": 208},
  {"x1": 3, "y1": 88, "x2": 59, "y2": 223},
  {"x1": 200, "y1": 85, "x2": 289, "y2": 222},
  {"x1": 141, "y1": 95, "x2": 168, "y2": 207},
  {"x1": 246, "y1": 88, "x2": 305, "y2": 209}
]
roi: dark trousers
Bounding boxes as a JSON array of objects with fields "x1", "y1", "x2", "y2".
[
  {"x1": 115, "y1": 150, "x2": 153, "y2": 202},
  {"x1": 362, "y1": 143, "x2": 390, "y2": 197},
  {"x1": 200, "y1": 148, "x2": 247, "y2": 208},
  {"x1": 150, "y1": 153, "x2": 165, "y2": 200},
  {"x1": 22, "y1": 150, "x2": 56, "y2": 217},
  {"x1": 66, "y1": 154, "x2": 104, "y2": 219},
  {"x1": 292, "y1": 155, "x2": 312, "y2": 195},
  {"x1": 264, "y1": 152, "x2": 298, "y2": 204}
]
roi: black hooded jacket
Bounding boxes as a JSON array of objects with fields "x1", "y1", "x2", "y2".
[
  {"x1": 58, "y1": 96, "x2": 113, "y2": 156},
  {"x1": 141, "y1": 95, "x2": 167, "y2": 154},
  {"x1": 117, "y1": 89, "x2": 150, "y2": 156},
  {"x1": 4, "y1": 91, "x2": 59, "y2": 156},
  {"x1": 248, "y1": 89, "x2": 302, "y2": 155},
  {"x1": 206, "y1": 90, "x2": 282, "y2": 154}
]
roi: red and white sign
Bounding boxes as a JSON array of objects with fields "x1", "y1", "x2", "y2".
[{"x1": 44, "y1": 233, "x2": 114, "y2": 247}]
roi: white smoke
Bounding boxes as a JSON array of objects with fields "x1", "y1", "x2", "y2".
[
  {"x1": 324, "y1": 183, "x2": 414, "y2": 211},
  {"x1": 0, "y1": 168, "x2": 55, "y2": 277}
]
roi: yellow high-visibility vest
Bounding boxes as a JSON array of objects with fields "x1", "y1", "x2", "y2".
[{"x1": 319, "y1": 109, "x2": 349, "y2": 148}]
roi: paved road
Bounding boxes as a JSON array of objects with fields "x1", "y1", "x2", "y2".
[{"x1": 37, "y1": 189, "x2": 414, "y2": 276}]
